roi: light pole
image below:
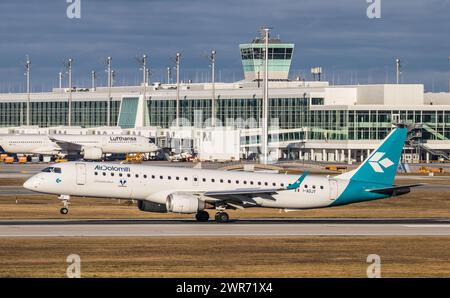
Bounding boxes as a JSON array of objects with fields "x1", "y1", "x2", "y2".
[
  {"x1": 25, "y1": 57, "x2": 31, "y2": 126},
  {"x1": 210, "y1": 50, "x2": 216, "y2": 127},
  {"x1": 396, "y1": 58, "x2": 401, "y2": 84},
  {"x1": 106, "y1": 56, "x2": 112, "y2": 126},
  {"x1": 67, "y1": 58, "x2": 73, "y2": 126},
  {"x1": 91, "y1": 70, "x2": 96, "y2": 91},
  {"x1": 261, "y1": 27, "x2": 270, "y2": 164},
  {"x1": 176, "y1": 52, "x2": 181, "y2": 127}
]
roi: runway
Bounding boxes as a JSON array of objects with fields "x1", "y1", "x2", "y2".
[{"x1": 0, "y1": 218, "x2": 449, "y2": 237}]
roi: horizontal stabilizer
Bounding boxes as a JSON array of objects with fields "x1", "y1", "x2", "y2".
[{"x1": 365, "y1": 184, "x2": 423, "y2": 195}]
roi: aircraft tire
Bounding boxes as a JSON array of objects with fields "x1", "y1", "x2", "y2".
[
  {"x1": 60, "y1": 208, "x2": 69, "y2": 215},
  {"x1": 195, "y1": 210, "x2": 209, "y2": 222},
  {"x1": 215, "y1": 212, "x2": 229, "y2": 223}
]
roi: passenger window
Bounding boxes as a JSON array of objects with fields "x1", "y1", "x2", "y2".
[
  {"x1": 168, "y1": 176, "x2": 171, "y2": 180},
  {"x1": 194, "y1": 177, "x2": 198, "y2": 182},
  {"x1": 304, "y1": 185, "x2": 308, "y2": 188},
  {"x1": 228, "y1": 180, "x2": 231, "y2": 183},
  {"x1": 102, "y1": 172, "x2": 106, "y2": 176},
  {"x1": 320, "y1": 186, "x2": 324, "y2": 189},
  {"x1": 94, "y1": 172, "x2": 98, "y2": 176},
  {"x1": 176, "y1": 177, "x2": 179, "y2": 180},
  {"x1": 272, "y1": 183, "x2": 276, "y2": 186},
  {"x1": 236, "y1": 180, "x2": 239, "y2": 184},
  {"x1": 258, "y1": 182, "x2": 261, "y2": 185},
  {"x1": 143, "y1": 175, "x2": 147, "y2": 179},
  {"x1": 211, "y1": 179, "x2": 215, "y2": 182},
  {"x1": 243, "y1": 181, "x2": 247, "y2": 184},
  {"x1": 250, "y1": 181, "x2": 254, "y2": 185},
  {"x1": 111, "y1": 173, "x2": 114, "y2": 177},
  {"x1": 127, "y1": 174, "x2": 131, "y2": 178},
  {"x1": 281, "y1": 183, "x2": 284, "y2": 187},
  {"x1": 202, "y1": 178, "x2": 206, "y2": 182},
  {"x1": 264, "y1": 182, "x2": 268, "y2": 186},
  {"x1": 160, "y1": 176, "x2": 163, "y2": 179},
  {"x1": 152, "y1": 175, "x2": 155, "y2": 179},
  {"x1": 220, "y1": 179, "x2": 224, "y2": 183},
  {"x1": 119, "y1": 173, "x2": 122, "y2": 177},
  {"x1": 184, "y1": 177, "x2": 188, "y2": 181},
  {"x1": 135, "y1": 174, "x2": 139, "y2": 178},
  {"x1": 312, "y1": 185, "x2": 316, "y2": 189}
]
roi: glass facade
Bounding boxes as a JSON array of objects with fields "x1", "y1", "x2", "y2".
[
  {"x1": 0, "y1": 100, "x2": 120, "y2": 127},
  {"x1": 1, "y1": 96, "x2": 449, "y2": 143},
  {"x1": 145, "y1": 97, "x2": 450, "y2": 142}
]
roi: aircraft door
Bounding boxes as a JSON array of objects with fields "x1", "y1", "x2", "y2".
[
  {"x1": 329, "y1": 179, "x2": 338, "y2": 200},
  {"x1": 76, "y1": 163, "x2": 86, "y2": 185}
]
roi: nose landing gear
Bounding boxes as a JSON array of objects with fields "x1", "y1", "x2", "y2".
[{"x1": 58, "y1": 195, "x2": 70, "y2": 215}]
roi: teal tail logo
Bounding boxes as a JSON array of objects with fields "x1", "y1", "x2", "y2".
[{"x1": 341, "y1": 127, "x2": 408, "y2": 186}]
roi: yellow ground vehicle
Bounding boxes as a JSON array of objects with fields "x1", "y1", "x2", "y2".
[
  {"x1": 325, "y1": 165, "x2": 348, "y2": 172},
  {"x1": 418, "y1": 166, "x2": 444, "y2": 173},
  {"x1": 18, "y1": 156, "x2": 27, "y2": 164},
  {"x1": 55, "y1": 158, "x2": 68, "y2": 163},
  {"x1": 125, "y1": 153, "x2": 144, "y2": 163},
  {"x1": 0, "y1": 154, "x2": 8, "y2": 162},
  {"x1": 4, "y1": 157, "x2": 14, "y2": 164}
]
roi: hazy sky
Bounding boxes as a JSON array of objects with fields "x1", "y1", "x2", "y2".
[{"x1": 0, "y1": 0, "x2": 449, "y2": 92}]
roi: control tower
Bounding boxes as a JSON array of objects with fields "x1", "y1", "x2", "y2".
[{"x1": 239, "y1": 29, "x2": 294, "y2": 81}]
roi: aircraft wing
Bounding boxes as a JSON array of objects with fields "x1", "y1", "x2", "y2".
[
  {"x1": 193, "y1": 188, "x2": 284, "y2": 209},
  {"x1": 365, "y1": 184, "x2": 423, "y2": 195},
  {"x1": 48, "y1": 137, "x2": 83, "y2": 152}
]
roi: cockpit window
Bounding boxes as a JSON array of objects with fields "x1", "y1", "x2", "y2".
[{"x1": 41, "y1": 167, "x2": 62, "y2": 174}]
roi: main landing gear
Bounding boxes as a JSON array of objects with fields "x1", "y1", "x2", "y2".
[
  {"x1": 214, "y1": 212, "x2": 229, "y2": 223},
  {"x1": 194, "y1": 210, "x2": 230, "y2": 223},
  {"x1": 58, "y1": 195, "x2": 70, "y2": 215}
]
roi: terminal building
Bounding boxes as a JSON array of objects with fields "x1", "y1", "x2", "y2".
[{"x1": 1, "y1": 30, "x2": 450, "y2": 163}]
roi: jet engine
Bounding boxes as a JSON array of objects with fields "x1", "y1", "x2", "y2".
[
  {"x1": 82, "y1": 147, "x2": 103, "y2": 160},
  {"x1": 137, "y1": 200, "x2": 167, "y2": 213},
  {"x1": 166, "y1": 194, "x2": 205, "y2": 214}
]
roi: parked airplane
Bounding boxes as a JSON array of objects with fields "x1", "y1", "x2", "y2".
[
  {"x1": 23, "y1": 127, "x2": 420, "y2": 222},
  {"x1": 0, "y1": 134, "x2": 158, "y2": 160}
]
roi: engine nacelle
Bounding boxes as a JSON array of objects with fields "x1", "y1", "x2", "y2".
[
  {"x1": 83, "y1": 147, "x2": 103, "y2": 160},
  {"x1": 166, "y1": 194, "x2": 205, "y2": 214},
  {"x1": 137, "y1": 200, "x2": 167, "y2": 213}
]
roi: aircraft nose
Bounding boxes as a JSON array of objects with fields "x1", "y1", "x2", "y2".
[{"x1": 23, "y1": 177, "x2": 37, "y2": 190}]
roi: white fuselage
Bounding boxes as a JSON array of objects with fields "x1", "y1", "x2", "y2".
[
  {"x1": 0, "y1": 134, "x2": 158, "y2": 155},
  {"x1": 24, "y1": 162, "x2": 350, "y2": 210}
]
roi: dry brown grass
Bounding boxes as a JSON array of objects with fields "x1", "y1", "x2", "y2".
[{"x1": 0, "y1": 237, "x2": 448, "y2": 277}]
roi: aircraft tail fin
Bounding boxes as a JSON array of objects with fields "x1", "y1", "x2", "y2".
[{"x1": 336, "y1": 127, "x2": 408, "y2": 186}]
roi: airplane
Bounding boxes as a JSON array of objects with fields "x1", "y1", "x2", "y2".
[
  {"x1": 0, "y1": 134, "x2": 158, "y2": 160},
  {"x1": 23, "y1": 127, "x2": 421, "y2": 222}
]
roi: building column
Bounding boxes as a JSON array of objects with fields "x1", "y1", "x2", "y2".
[
  {"x1": 311, "y1": 149, "x2": 315, "y2": 161},
  {"x1": 341, "y1": 149, "x2": 345, "y2": 163},
  {"x1": 360, "y1": 150, "x2": 364, "y2": 162},
  {"x1": 426, "y1": 152, "x2": 430, "y2": 164},
  {"x1": 348, "y1": 149, "x2": 352, "y2": 164},
  {"x1": 322, "y1": 149, "x2": 327, "y2": 162}
]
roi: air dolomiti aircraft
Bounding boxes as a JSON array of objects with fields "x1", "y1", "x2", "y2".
[
  {"x1": 0, "y1": 134, "x2": 158, "y2": 160},
  {"x1": 23, "y1": 127, "x2": 420, "y2": 222}
]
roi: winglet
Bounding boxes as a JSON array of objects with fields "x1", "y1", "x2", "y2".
[{"x1": 287, "y1": 171, "x2": 309, "y2": 190}]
